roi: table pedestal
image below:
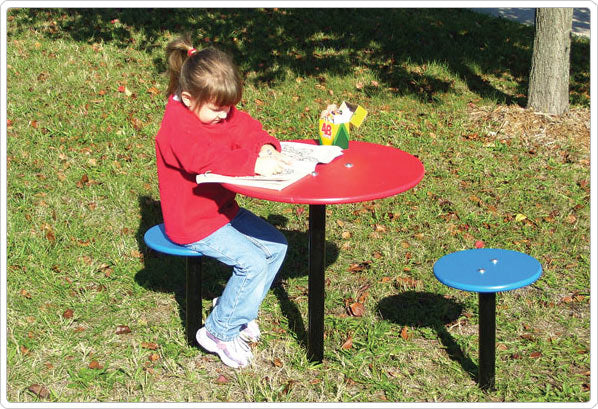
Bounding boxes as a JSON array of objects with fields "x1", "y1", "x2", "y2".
[{"x1": 308, "y1": 204, "x2": 326, "y2": 362}]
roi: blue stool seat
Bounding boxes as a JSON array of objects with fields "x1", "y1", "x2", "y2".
[
  {"x1": 433, "y1": 248, "x2": 542, "y2": 390},
  {"x1": 434, "y1": 248, "x2": 542, "y2": 293},
  {"x1": 144, "y1": 224, "x2": 203, "y2": 257},
  {"x1": 144, "y1": 223, "x2": 204, "y2": 347}
]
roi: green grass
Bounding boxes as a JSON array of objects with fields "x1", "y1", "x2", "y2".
[{"x1": 4, "y1": 8, "x2": 591, "y2": 403}]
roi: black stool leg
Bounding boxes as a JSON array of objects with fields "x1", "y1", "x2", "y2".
[
  {"x1": 186, "y1": 257, "x2": 203, "y2": 347},
  {"x1": 478, "y1": 292, "x2": 496, "y2": 390}
]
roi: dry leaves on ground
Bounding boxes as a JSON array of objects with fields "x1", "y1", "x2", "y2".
[{"x1": 467, "y1": 104, "x2": 590, "y2": 155}]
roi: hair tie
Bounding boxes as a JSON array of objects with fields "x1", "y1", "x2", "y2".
[{"x1": 187, "y1": 48, "x2": 198, "y2": 57}]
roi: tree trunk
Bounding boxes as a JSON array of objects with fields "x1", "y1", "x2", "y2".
[{"x1": 527, "y1": 8, "x2": 573, "y2": 115}]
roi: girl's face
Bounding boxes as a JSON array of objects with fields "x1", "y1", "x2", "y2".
[
  {"x1": 195, "y1": 102, "x2": 231, "y2": 124},
  {"x1": 181, "y1": 92, "x2": 231, "y2": 124}
]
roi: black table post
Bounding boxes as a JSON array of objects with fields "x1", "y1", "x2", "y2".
[
  {"x1": 478, "y1": 292, "x2": 496, "y2": 390},
  {"x1": 186, "y1": 257, "x2": 203, "y2": 347},
  {"x1": 308, "y1": 204, "x2": 326, "y2": 362}
]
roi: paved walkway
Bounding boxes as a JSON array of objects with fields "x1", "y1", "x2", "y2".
[{"x1": 471, "y1": 7, "x2": 591, "y2": 38}]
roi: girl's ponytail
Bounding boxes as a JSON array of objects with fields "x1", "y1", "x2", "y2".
[
  {"x1": 164, "y1": 35, "x2": 243, "y2": 107},
  {"x1": 165, "y1": 35, "x2": 195, "y2": 97}
]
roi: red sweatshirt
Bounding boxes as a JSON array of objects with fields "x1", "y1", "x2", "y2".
[{"x1": 155, "y1": 95, "x2": 281, "y2": 244}]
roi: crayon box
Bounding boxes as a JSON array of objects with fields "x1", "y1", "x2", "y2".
[{"x1": 318, "y1": 101, "x2": 367, "y2": 149}]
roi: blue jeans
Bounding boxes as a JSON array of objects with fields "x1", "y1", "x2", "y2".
[{"x1": 184, "y1": 208, "x2": 287, "y2": 341}]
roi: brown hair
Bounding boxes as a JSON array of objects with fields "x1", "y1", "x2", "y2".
[{"x1": 165, "y1": 35, "x2": 242, "y2": 107}]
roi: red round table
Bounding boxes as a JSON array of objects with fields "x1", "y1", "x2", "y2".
[{"x1": 224, "y1": 140, "x2": 425, "y2": 361}]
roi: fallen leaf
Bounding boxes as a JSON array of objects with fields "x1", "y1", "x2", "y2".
[
  {"x1": 348, "y1": 302, "x2": 364, "y2": 317},
  {"x1": 76, "y1": 174, "x2": 89, "y2": 188},
  {"x1": 348, "y1": 261, "x2": 371, "y2": 272},
  {"x1": 215, "y1": 374, "x2": 229, "y2": 384},
  {"x1": 341, "y1": 231, "x2": 352, "y2": 239},
  {"x1": 530, "y1": 351, "x2": 542, "y2": 359},
  {"x1": 89, "y1": 360, "x2": 103, "y2": 369},
  {"x1": 62, "y1": 309, "x2": 73, "y2": 319},
  {"x1": 141, "y1": 342, "x2": 158, "y2": 350},
  {"x1": 273, "y1": 357, "x2": 283, "y2": 367},
  {"x1": 115, "y1": 325, "x2": 131, "y2": 334},
  {"x1": 341, "y1": 335, "x2": 353, "y2": 350},
  {"x1": 148, "y1": 353, "x2": 160, "y2": 361},
  {"x1": 400, "y1": 326, "x2": 409, "y2": 340},
  {"x1": 20, "y1": 289, "x2": 32, "y2": 299},
  {"x1": 469, "y1": 195, "x2": 482, "y2": 204},
  {"x1": 147, "y1": 86, "x2": 160, "y2": 96},
  {"x1": 28, "y1": 384, "x2": 50, "y2": 399},
  {"x1": 475, "y1": 240, "x2": 485, "y2": 248},
  {"x1": 515, "y1": 213, "x2": 527, "y2": 222},
  {"x1": 395, "y1": 276, "x2": 421, "y2": 289},
  {"x1": 282, "y1": 380, "x2": 295, "y2": 395}
]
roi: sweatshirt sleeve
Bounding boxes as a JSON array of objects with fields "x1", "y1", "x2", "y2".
[{"x1": 164, "y1": 131, "x2": 258, "y2": 176}]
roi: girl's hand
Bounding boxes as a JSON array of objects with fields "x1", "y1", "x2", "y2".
[
  {"x1": 254, "y1": 156, "x2": 285, "y2": 176},
  {"x1": 259, "y1": 144, "x2": 293, "y2": 165}
]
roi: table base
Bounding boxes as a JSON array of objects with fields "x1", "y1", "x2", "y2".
[{"x1": 308, "y1": 204, "x2": 326, "y2": 362}]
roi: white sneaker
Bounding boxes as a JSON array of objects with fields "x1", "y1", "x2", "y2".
[
  {"x1": 212, "y1": 297, "x2": 261, "y2": 343},
  {"x1": 196, "y1": 327, "x2": 252, "y2": 369}
]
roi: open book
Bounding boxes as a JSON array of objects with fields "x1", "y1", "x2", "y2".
[{"x1": 195, "y1": 142, "x2": 344, "y2": 190}]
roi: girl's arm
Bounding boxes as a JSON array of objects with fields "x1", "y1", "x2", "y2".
[{"x1": 165, "y1": 131, "x2": 259, "y2": 177}]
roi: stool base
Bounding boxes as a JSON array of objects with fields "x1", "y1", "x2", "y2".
[
  {"x1": 478, "y1": 292, "x2": 496, "y2": 390},
  {"x1": 186, "y1": 257, "x2": 203, "y2": 347}
]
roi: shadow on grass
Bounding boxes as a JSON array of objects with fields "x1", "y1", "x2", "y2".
[
  {"x1": 377, "y1": 291, "x2": 477, "y2": 381},
  {"x1": 11, "y1": 8, "x2": 590, "y2": 105},
  {"x1": 133, "y1": 195, "x2": 339, "y2": 348}
]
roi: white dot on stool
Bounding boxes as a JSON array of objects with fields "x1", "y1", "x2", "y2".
[
  {"x1": 478, "y1": 268, "x2": 486, "y2": 274},
  {"x1": 491, "y1": 259, "x2": 498, "y2": 264}
]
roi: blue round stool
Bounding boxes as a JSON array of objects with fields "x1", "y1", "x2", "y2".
[
  {"x1": 433, "y1": 248, "x2": 542, "y2": 390},
  {"x1": 144, "y1": 224, "x2": 203, "y2": 347}
]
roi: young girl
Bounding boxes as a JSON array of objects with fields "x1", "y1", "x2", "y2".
[{"x1": 155, "y1": 36, "x2": 289, "y2": 368}]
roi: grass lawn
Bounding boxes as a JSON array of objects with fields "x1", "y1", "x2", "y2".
[{"x1": 3, "y1": 7, "x2": 592, "y2": 403}]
